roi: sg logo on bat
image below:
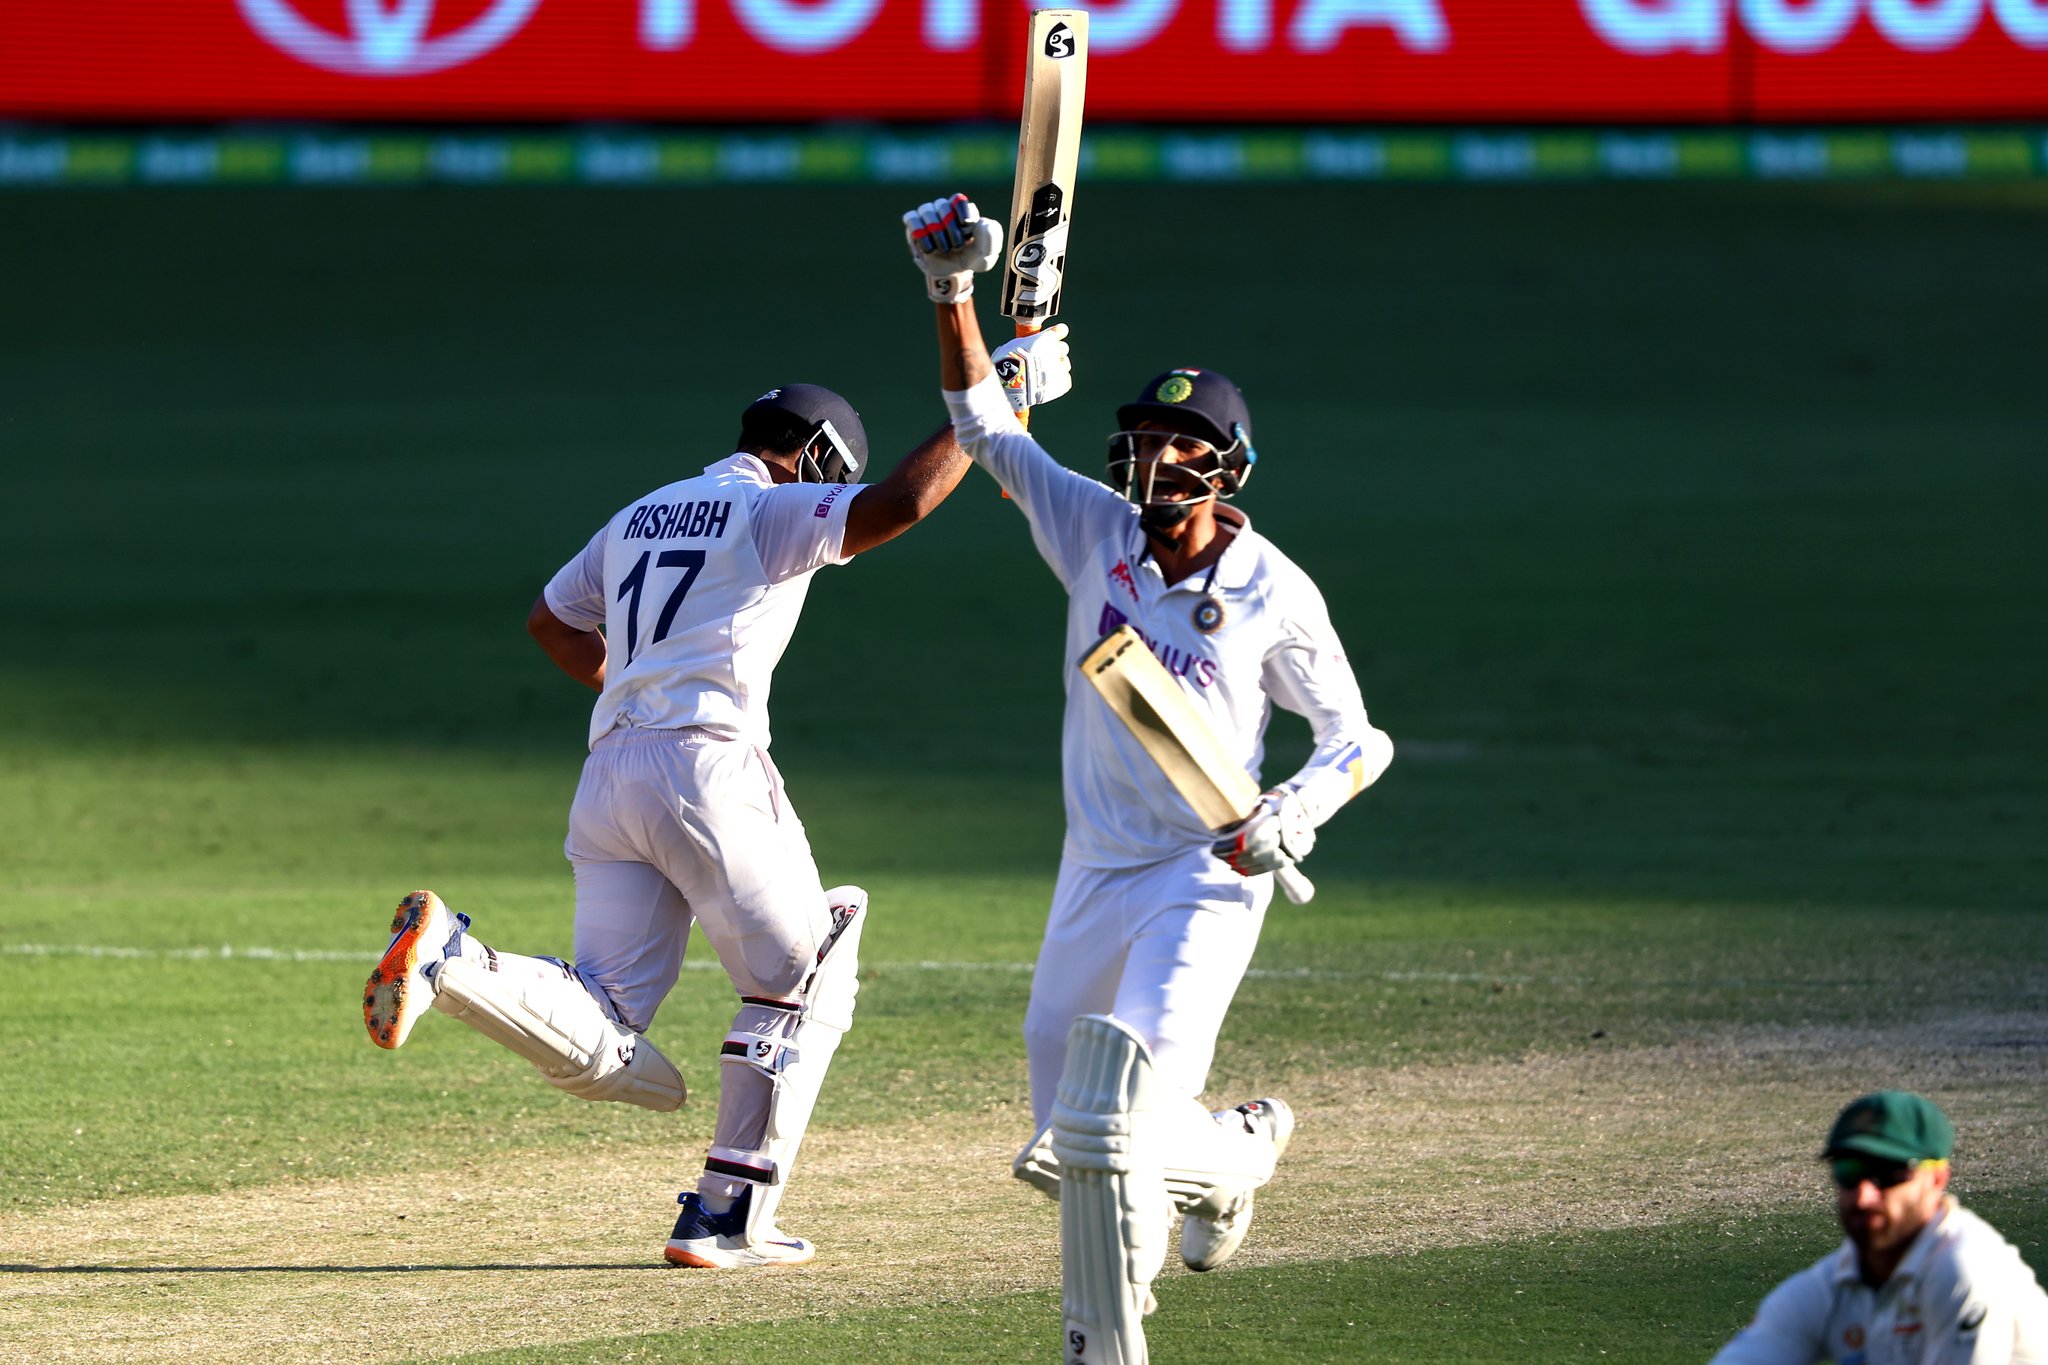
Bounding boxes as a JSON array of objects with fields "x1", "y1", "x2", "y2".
[{"x1": 1045, "y1": 22, "x2": 1077, "y2": 57}]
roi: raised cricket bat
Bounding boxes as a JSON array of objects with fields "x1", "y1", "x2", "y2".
[
  {"x1": 1079, "y1": 626, "x2": 1315, "y2": 905},
  {"x1": 999, "y1": 6, "x2": 1088, "y2": 429}
]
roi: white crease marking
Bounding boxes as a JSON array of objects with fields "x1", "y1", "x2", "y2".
[{"x1": 0, "y1": 943, "x2": 1522, "y2": 984}]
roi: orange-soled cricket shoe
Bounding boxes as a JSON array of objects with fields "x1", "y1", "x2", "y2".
[{"x1": 363, "y1": 890, "x2": 467, "y2": 1050}]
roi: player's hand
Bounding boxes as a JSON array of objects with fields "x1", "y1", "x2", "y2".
[
  {"x1": 1212, "y1": 790, "x2": 1316, "y2": 878},
  {"x1": 991, "y1": 324, "x2": 1072, "y2": 411},
  {"x1": 904, "y1": 193, "x2": 1003, "y2": 304}
]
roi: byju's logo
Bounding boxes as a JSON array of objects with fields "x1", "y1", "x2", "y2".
[{"x1": 237, "y1": 0, "x2": 542, "y2": 76}]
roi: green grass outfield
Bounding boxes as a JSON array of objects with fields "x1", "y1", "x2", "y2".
[{"x1": 2, "y1": 181, "x2": 2044, "y2": 1362}]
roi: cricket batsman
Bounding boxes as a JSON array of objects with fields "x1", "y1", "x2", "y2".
[
  {"x1": 361, "y1": 359, "x2": 1063, "y2": 1267},
  {"x1": 902, "y1": 193, "x2": 1395, "y2": 1272}
]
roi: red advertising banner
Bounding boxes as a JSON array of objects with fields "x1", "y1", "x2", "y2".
[{"x1": 2, "y1": 1, "x2": 2045, "y2": 122}]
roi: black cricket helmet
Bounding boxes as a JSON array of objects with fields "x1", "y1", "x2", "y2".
[
  {"x1": 739, "y1": 383, "x2": 867, "y2": 484},
  {"x1": 1107, "y1": 368, "x2": 1258, "y2": 532}
]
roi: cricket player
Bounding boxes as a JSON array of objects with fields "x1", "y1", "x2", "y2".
[
  {"x1": 1712, "y1": 1091, "x2": 2048, "y2": 1364},
  {"x1": 363, "y1": 371, "x2": 1050, "y2": 1268},
  {"x1": 903, "y1": 194, "x2": 1395, "y2": 1272}
]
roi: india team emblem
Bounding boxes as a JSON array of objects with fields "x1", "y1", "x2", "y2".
[
  {"x1": 1155, "y1": 372, "x2": 1196, "y2": 404},
  {"x1": 236, "y1": 0, "x2": 542, "y2": 76},
  {"x1": 1193, "y1": 595, "x2": 1226, "y2": 633}
]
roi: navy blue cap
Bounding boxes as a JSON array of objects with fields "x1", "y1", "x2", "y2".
[{"x1": 1116, "y1": 368, "x2": 1252, "y2": 455}]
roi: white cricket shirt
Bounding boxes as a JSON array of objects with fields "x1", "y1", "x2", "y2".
[
  {"x1": 1712, "y1": 1201, "x2": 2048, "y2": 1365},
  {"x1": 947, "y1": 374, "x2": 1392, "y2": 868},
  {"x1": 543, "y1": 454, "x2": 858, "y2": 750}
]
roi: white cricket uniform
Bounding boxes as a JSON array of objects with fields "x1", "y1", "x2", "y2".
[
  {"x1": 1713, "y1": 1200, "x2": 2048, "y2": 1365},
  {"x1": 946, "y1": 375, "x2": 1394, "y2": 1125},
  {"x1": 541, "y1": 453, "x2": 859, "y2": 1025}
]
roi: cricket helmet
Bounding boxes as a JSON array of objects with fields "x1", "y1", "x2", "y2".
[
  {"x1": 1108, "y1": 367, "x2": 1258, "y2": 533},
  {"x1": 740, "y1": 383, "x2": 867, "y2": 484}
]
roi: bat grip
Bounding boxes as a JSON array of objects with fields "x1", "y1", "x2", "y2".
[
  {"x1": 998, "y1": 321, "x2": 1044, "y2": 494},
  {"x1": 1275, "y1": 865, "x2": 1315, "y2": 905},
  {"x1": 1012, "y1": 320, "x2": 1042, "y2": 433}
]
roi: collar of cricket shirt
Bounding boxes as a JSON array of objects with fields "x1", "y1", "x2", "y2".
[
  {"x1": 1136, "y1": 505, "x2": 1259, "y2": 595},
  {"x1": 719, "y1": 452, "x2": 775, "y2": 484}
]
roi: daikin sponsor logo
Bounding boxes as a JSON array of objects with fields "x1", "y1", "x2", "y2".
[{"x1": 236, "y1": 0, "x2": 543, "y2": 76}]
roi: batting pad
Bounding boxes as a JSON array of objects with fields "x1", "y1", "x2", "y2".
[
  {"x1": 1015, "y1": 1101, "x2": 1278, "y2": 1218},
  {"x1": 432, "y1": 953, "x2": 685, "y2": 1112},
  {"x1": 707, "y1": 886, "x2": 867, "y2": 1242},
  {"x1": 1052, "y1": 1014, "x2": 1169, "y2": 1365}
]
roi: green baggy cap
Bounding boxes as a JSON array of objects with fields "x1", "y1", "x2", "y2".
[{"x1": 1823, "y1": 1091, "x2": 1955, "y2": 1163}]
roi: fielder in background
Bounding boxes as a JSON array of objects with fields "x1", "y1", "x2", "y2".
[
  {"x1": 1711, "y1": 1091, "x2": 2048, "y2": 1364},
  {"x1": 361, "y1": 379, "x2": 1042, "y2": 1268},
  {"x1": 903, "y1": 193, "x2": 1395, "y2": 1273}
]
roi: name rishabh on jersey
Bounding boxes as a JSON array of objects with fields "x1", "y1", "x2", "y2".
[{"x1": 544, "y1": 454, "x2": 861, "y2": 750}]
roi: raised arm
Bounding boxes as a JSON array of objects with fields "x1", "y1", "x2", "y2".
[
  {"x1": 938, "y1": 295, "x2": 993, "y2": 391},
  {"x1": 905, "y1": 193, "x2": 1070, "y2": 409},
  {"x1": 831, "y1": 192, "x2": 1086, "y2": 560},
  {"x1": 840, "y1": 422, "x2": 973, "y2": 557}
]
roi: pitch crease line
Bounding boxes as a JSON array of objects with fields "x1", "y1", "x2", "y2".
[{"x1": 0, "y1": 943, "x2": 1499, "y2": 983}]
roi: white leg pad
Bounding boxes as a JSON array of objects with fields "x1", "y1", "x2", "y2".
[
  {"x1": 705, "y1": 887, "x2": 867, "y2": 1242},
  {"x1": 1053, "y1": 1015, "x2": 1170, "y2": 1365},
  {"x1": 432, "y1": 953, "x2": 684, "y2": 1112},
  {"x1": 1017, "y1": 1100, "x2": 1278, "y2": 1219}
]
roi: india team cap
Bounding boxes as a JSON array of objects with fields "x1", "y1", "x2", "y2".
[
  {"x1": 1822, "y1": 1090, "x2": 1955, "y2": 1164},
  {"x1": 1116, "y1": 368, "x2": 1254, "y2": 455},
  {"x1": 741, "y1": 383, "x2": 868, "y2": 473}
]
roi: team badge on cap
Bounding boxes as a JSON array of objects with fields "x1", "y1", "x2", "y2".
[
  {"x1": 1156, "y1": 372, "x2": 1196, "y2": 404},
  {"x1": 1193, "y1": 596, "x2": 1226, "y2": 633}
]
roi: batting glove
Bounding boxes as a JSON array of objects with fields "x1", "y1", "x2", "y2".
[
  {"x1": 1212, "y1": 790, "x2": 1316, "y2": 878},
  {"x1": 904, "y1": 193, "x2": 1003, "y2": 303},
  {"x1": 991, "y1": 323, "x2": 1073, "y2": 412}
]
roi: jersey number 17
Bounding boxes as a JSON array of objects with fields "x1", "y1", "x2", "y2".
[{"x1": 617, "y1": 549, "x2": 706, "y2": 664}]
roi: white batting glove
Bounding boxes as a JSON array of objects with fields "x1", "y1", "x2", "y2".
[
  {"x1": 903, "y1": 193, "x2": 1003, "y2": 303},
  {"x1": 991, "y1": 323, "x2": 1072, "y2": 412},
  {"x1": 1212, "y1": 790, "x2": 1316, "y2": 879}
]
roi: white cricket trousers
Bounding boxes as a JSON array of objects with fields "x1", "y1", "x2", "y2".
[
  {"x1": 563, "y1": 725, "x2": 833, "y2": 1032},
  {"x1": 1024, "y1": 844, "x2": 1273, "y2": 1130}
]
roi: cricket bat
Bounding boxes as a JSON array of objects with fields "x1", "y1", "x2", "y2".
[
  {"x1": 999, "y1": 6, "x2": 1088, "y2": 429},
  {"x1": 1078, "y1": 626, "x2": 1315, "y2": 905}
]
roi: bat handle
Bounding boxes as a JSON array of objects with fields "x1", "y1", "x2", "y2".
[
  {"x1": 999, "y1": 321, "x2": 1044, "y2": 490},
  {"x1": 1275, "y1": 865, "x2": 1315, "y2": 905},
  {"x1": 1011, "y1": 319, "x2": 1042, "y2": 430}
]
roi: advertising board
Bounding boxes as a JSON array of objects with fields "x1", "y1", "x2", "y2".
[{"x1": 2, "y1": 1, "x2": 2045, "y2": 121}]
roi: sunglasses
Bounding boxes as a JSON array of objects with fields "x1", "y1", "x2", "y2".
[{"x1": 1830, "y1": 1156, "x2": 1923, "y2": 1189}]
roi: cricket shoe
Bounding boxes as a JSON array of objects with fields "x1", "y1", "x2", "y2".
[
  {"x1": 363, "y1": 889, "x2": 469, "y2": 1050},
  {"x1": 664, "y1": 1189, "x2": 816, "y2": 1269},
  {"x1": 1180, "y1": 1097, "x2": 1295, "y2": 1273}
]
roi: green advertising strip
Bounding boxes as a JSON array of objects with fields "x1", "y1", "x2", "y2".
[{"x1": 0, "y1": 127, "x2": 2042, "y2": 188}]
